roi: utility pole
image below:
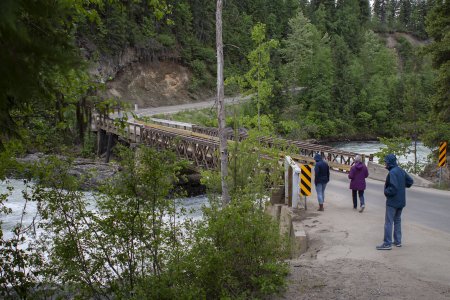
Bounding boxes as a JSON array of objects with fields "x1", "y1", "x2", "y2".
[{"x1": 216, "y1": 0, "x2": 230, "y2": 205}]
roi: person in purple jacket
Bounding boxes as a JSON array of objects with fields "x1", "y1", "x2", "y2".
[{"x1": 348, "y1": 155, "x2": 369, "y2": 212}]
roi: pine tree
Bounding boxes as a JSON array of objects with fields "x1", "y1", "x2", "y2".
[
  {"x1": 373, "y1": 0, "x2": 388, "y2": 29},
  {"x1": 335, "y1": 0, "x2": 365, "y2": 52},
  {"x1": 398, "y1": 0, "x2": 412, "y2": 31},
  {"x1": 425, "y1": 0, "x2": 450, "y2": 124}
]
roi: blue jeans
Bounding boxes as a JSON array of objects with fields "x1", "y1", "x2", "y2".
[
  {"x1": 384, "y1": 206, "x2": 403, "y2": 246},
  {"x1": 352, "y1": 190, "x2": 365, "y2": 208},
  {"x1": 316, "y1": 183, "x2": 327, "y2": 204}
]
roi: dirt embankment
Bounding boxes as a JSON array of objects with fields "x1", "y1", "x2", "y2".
[
  {"x1": 84, "y1": 44, "x2": 213, "y2": 108},
  {"x1": 384, "y1": 32, "x2": 430, "y2": 49},
  {"x1": 106, "y1": 60, "x2": 206, "y2": 108}
]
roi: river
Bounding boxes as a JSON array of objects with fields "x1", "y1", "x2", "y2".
[
  {"x1": 0, "y1": 179, "x2": 207, "y2": 240},
  {"x1": 331, "y1": 140, "x2": 432, "y2": 165}
]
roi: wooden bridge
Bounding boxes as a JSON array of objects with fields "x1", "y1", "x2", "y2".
[{"x1": 94, "y1": 115, "x2": 372, "y2": 171}]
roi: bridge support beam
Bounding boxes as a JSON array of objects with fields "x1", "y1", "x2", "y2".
[
  {"x1": 105, "y1": 133, "x2": 117, "y2": 163},
  {"x1": 97, "y1": 129, "x2": 107, "y2": 156}
]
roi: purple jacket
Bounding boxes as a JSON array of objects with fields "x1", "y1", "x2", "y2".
[{"x1": 348, "y1": 162, "x2": 369, "y2": 190}]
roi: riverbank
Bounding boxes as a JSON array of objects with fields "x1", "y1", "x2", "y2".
[{"x1": 11, "y1": 152, "x2": 206, "y2": 195}]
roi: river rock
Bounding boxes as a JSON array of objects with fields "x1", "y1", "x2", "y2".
[{"x1": 16, "y1": 153, "x2": 119, "y2": 190}]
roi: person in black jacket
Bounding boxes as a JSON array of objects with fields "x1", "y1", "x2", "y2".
[
  {"x1": 314, "y1": 153, "x2": 330, "y2": 211},
  {"x1": 376, "y1": 154, "x2": 414, "y2": 250}
]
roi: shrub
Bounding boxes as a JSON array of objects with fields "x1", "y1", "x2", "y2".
[{"x1": 181, "y1": 197, "x2": 289, "y2": 299}]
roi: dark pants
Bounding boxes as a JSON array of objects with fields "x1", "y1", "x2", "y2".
[{"x1": 352, "y1": 190, "x2": 365, "y2": 208}]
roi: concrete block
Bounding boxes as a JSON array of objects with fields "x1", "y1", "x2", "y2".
[
  {"x1": 266, "y1": 204, "x2": 309, "y2": 257},
  {"x1": 265, "y1": 203, "x2": 283, "y2": 221},
  {"x1": 409, "y1": 173, "x2": 433, "y2": 188},
  {"x1": 279, "y1": 205, "x2": 292, "y2": 236},
  {"x1": 290, "y1": 221, "x2": 308, "y2": 257},
  {"x1": 270, "y1": 185, "x2": 285, "y2": 204},
  {"x1": 367, "y1": 161, "x2": 388, "y2": 181},
  {"x1": 367, "y1": 161, "x2": 433, "y2": 188}
]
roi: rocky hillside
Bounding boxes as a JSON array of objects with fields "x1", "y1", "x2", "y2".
[
  {"x1": 84, "y1": 46, "x2": 213, "y2": 108},
  {"x1": 105, "y1": 60, "x2": 198, "y2": 108}
]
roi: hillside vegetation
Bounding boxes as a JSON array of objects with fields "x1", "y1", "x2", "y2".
[{"x1": 1, "y1": 0, "x2": 448, "y2": 151}]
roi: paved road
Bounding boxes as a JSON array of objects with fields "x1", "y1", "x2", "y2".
[
  {"x1": 135, "y1": 95, "x2": 249, "y2": 117},
  {"x1": 327, "y1": 171, "x2": 450, "y2": 234}
]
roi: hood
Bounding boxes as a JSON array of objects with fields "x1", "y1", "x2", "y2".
[
  {"x1": 355, "y1": 161, "x2": 364, "y2": 169},
  {"x1": 384, "y1": 154, "x2": 398, "y2": 170},
  {"x1": 314, "y1": 153, "x2": 322, "y2": 162}
]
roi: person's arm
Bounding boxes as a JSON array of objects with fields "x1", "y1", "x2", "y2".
[
  {"x1": 348, "y1": 166, "x2": 354, "y2": 179},
  {"x1": 326, "y1": 163, "x2": 330, "y2": 181},
  {"x1": 405, "y1": 171, "x2": 414, "y2": 188},
  {"x1": 384, "y1": 173, "x2": 398, "y2": 197},
  {"x1": 314, "y1": 163, "x2": 319, "y2": 184}
]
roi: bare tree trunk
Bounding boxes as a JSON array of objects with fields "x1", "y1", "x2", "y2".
[{"x1": 216, "y1": 0, "x2": 230, "y2": 205}]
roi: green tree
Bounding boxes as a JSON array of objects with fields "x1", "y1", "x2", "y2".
[
  {"x1": 33, "y1": 147, "x2": 190, "y2": 298},
  {"x1": 398, "y1": 0, "x2": 412, "y2": 30},
  {"x1": 0, "y1": 0, "x2": 81, "y2": 147},
  {"x1": 373, "y1": 0, "x2": 388, "y2": 30},
  {"x1": 359, "y1": 31, "x2": 398, "y2": 133},
  {"x1": 335, "y1": 0, "x2": 365, "y2": 52},
  {"x1": 281, "y1": 11, "x2": 335, "y2": 138},
  {"x1": 281, "y1": 12, "x2": 315, "y2": 89},
  {"x1": 194, "y1": 130, "x2": 288, "y2": 298},
  {"x1": 425, "y1": 0, "x2": 450, "y2": 123},
  {"x1": 227, "y1": 23, "x2": 279, "y2": 131}
]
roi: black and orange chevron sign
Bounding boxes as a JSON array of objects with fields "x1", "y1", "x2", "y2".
[
  {"x1": 439, "y1": 141, "x2": 447, "y2": 167},
  {"x1": 300, "y1": 164, "x2": 312, "y2": 196}
]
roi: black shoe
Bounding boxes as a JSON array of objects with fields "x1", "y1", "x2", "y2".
[
  {"x1": 376, "y1": 243, "x2": 392, "y2": 250},
  {"x1": 395, "y1": 243, "x2": 402, "y2": 247}
]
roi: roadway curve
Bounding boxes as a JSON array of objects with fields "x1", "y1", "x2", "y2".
[{"x1": 136, "y1": 95, "x2": 249, "y2": 117}]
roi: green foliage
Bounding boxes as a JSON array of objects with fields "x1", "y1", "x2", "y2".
[
  {"x1": 0, "y1": 0, "x2": 82, "y2": 147},
  {"x1": 374, "y1": 136, "x2": 425, "y2": 173},
  {"x1": 0, "y1": 142, "x2": 289, "y2": 298},
  {"x1": 182, "y1": 197, "x2": 289, "y2": 299},
  {"x1": 424, "y1": 0, "x2": 450, "y2": 144},
  {"x1": 239, "y1": 114, "x2": 276, "y2": 136},
  {"x1": 195, "y1": 130, "x2": 289, "y2": 299},
  {"x1": 335, "y1": 0, "x2": 365, "y2": 52},
  {"x1": 0, "y1": 180, "x2": 42, "y2": 299},
  {"x1": 30, "y1": 147, "x2": 189, "y2": 298},
  {"x1": 188, "y1": 59, "x2": 214, "y2": 92},
  {"x1": 226, "y1": 23, "x2": 280, "y2": 127},
  {"x1": 0, "y1": 141, "x2": 24, "y2": 181},
  {"x1": 281, "y1": 11, "x2": 315, "y2": 88}
]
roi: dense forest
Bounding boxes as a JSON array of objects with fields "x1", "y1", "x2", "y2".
[{"x1": 1, "y1": 0, "x2": 449, "y2": 152}]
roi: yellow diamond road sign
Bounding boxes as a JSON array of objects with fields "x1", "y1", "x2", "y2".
[{"x1": 300, "y1": 164, "x2": 312, "y2": 196}]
